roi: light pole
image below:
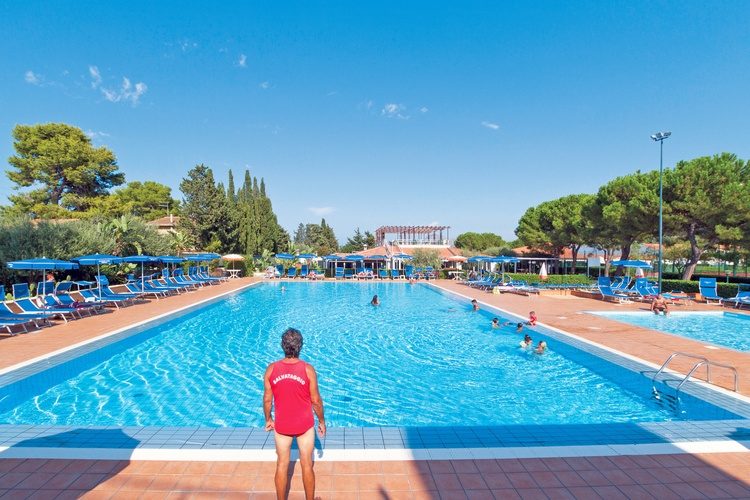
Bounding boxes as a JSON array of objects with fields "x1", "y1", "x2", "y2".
[{"x1": 650, "y1": 131, "x2": 671, "y2": 294}]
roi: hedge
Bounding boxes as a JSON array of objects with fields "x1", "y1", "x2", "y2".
[
  {"x1": 661, "y1": 279, "x2": 738, "y2": 298},
  {"x1": 505, "y1": 273, "x2": 593, "y2": 285}
]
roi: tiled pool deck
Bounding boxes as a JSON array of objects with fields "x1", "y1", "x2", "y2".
[{"x1": 1, "y1": 277, "x2": 750, "y2": 497}]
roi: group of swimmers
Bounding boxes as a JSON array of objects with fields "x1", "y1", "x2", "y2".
[{"x1": 483, "y1": 306, "x2": 547, "y2": 355}]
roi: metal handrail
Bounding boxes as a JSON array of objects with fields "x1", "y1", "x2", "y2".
[
  {"x1": 652, "y1": 351, "x2": 739, "y2": 397},
  {"x1": 675, "y1": 360, "x2": 739, "y2": 397},
  {"x1": 652, "y1": 352, "x2": 709, "y2": 385}
]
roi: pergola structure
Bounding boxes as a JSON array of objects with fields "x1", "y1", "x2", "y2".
[{"x1": 375, "y1": 225, "x2": 451, "y2": 246}]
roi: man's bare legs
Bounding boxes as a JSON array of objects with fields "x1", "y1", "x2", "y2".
[
  {"x1": 274, "y1": 427, "x2": 317, "y2": 500},
  {"x1": 273, "y1": 431, "x2": 293, "y2": 499},
  {"x1": 296, "y1": 427, "x2": 317, "y2": 500}
]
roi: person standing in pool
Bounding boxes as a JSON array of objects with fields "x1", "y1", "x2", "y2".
[
  {"x1": 371, "y1": 294, "x2": 380, "y2": 306},
  {"x1": 471, "y1": 299, "x2": 479, "y2": 311},
  {"x1": 263, "y1": 328, "x2": 326, "y2": 500}
]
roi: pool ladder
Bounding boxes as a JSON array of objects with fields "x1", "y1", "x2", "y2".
[{"x1": 652, "y1": 352, "x2": 739, "y2": 402}]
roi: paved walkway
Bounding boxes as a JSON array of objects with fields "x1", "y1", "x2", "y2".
[
  {"x1": 1, "y1": 453, "x2": 750, "y2": 498},
  {"x1": 1, "y1": 278, "x2": 750, "y2": 497}
]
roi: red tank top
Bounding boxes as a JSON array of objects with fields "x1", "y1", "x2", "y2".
[{"x1": 270, "y1": 359, "x2": 314, "y2": 435}]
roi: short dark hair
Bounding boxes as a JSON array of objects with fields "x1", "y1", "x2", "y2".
[{"x1": 281, "y1": 328, "x2": 303, "y2": 358}]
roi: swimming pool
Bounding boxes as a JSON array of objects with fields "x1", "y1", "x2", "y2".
[
  {"x1": 0, "y1": 283, "x2": 742, "y2": 429},
  {"x1": 590, "y1": 311, "x2": 750, "y2": 351}
]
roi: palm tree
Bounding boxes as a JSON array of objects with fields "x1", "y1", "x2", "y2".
[{"x1": 168, "y1": 230, "x2": 190, "y2": 255}]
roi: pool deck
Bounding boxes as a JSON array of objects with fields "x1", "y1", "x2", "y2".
[{"x1": 1, "y1": 277, "x2": 750, "y2": 497}]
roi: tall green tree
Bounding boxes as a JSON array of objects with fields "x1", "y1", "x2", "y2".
[
  {"x1": 340, "y1": 228, "x2": 376, "y2": 253},
  {"x1": 454, "y1": 232, "x2": 506, "y2": 252},
  {"x1": 7, "y1": 123, "x2": 124, "y2": 215},
  {"x1": 586, "y1": 171, "x2": 659, "y2": 271},
  {"x1": 663, "y1": 153, "x2": 750, "y2": 279},
  {"x1": 179, "y1": 164, "x2": 227, "y2": 250},
  {"x1": 515, "y1": 194, "x2": 593, "y2": 272}
]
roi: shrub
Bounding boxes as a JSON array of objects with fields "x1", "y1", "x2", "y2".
[
  {"x1": 505, "y1": 273, "x2": 592, "y2": 285},
  {"x1": 661, "y1": 279, "x2": 738, "y2": 298}
]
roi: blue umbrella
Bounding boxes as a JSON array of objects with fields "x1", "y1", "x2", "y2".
[
  {"x1": 392, "y1": 253, "x2": 413, "y2": 260},
  {"x1": 123, "y1": 255, "x2": 158, "y2": 291},
  {"x1": 611, "y1": 260, "x2": 651, "y2": 268},
  {"x1": 297, "y1": 253, "x2": 317, "y2": 259},
  {"x1": 322, "y1": 254, "x2": 340, "y2": 260},
  {"x1": 72, "y1": 254, "x2": 123, "y2": 299},
  {"x1": 275, "y1": 253, "x2": 295, "y2": 260},
  {"x1": 345, "y1": 255, "x2": 364, "y2": 261},
  {"x1": 366, "y1": 255, "x2": 387, "y2": 260},
  {"x1": 184, "y1": 253, "x2": 220, "y2": 262},
  {"x1": 7, "y1": 258, "x2": 78, "y2": 297},
  {"x1": 156, "y1": 255, "x2": 185, "y2": 263}
]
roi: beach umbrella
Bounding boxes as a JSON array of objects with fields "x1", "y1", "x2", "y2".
[
  {"x1": 275, "y1": 253, "x2": 295, "y2": 260},
  {"x1": 72, "y1": 254, "x2": 123, "y2": 299},
  {"x1": 297, "y1": 253, "x2": 317, "y2": 259},
  {"x1": 635, "y1": 267, "x2": 645, "y2": 278},
  {"x1": 446, "y1": 255, "x2": 467, "y2": 262},
  {"x1": 7, "y1": 258, "x2": 79, "y2": 296},
  {"x1": 345, "y1": 255, "x2": 364, "y2": 261},
  {"x1": 156, "y1": 255, "x2": 186, "y2": 263},
  {"x1": 610, "y1": 260, "x2": 651, "y2": 269},
  {"x1": 539, "y1": 262, "x2": 548, "y2": 281},
  {"x1": 222, "y1": 253, "x2": 245, "y2": 271},
  {"x1": 123, "y1": 255, "x2": 158, "y2": 292}
]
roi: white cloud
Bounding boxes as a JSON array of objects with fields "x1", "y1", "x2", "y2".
[
  {"x1": 24, "y1": 70, "x2": 41, "y2": 85},
  {"x1": 308, "y1": 206, "x2": 335, "y2": 216},
  {"x1": 179, "y1": 39, "x2": 197, "y2": 52},
  {"x1": 85, "y1": 130, "x2": 111, "y2": 140},
  {"x1": 238, "y1": 54, "x2": 247, "y2": 67},
  {"x1": 259, "y1": 81, "x2": 271, "y2": 89},
  {"x1": 326, "y1": 90, "x2": 338, "y2": 96},
  {"x1": 88, "y1": 66, "x2": 147, "y2": 105},
  {"x1": 419, "y1": 106, "x2": 429, "y2": 113},
  {"x1": 364, "y1": 100, "x2": 374, "y2": 110},
  {"x1": 381, "y1": 103, "x2": 409, "y2": 119},
  {"x1": 481, "y1": 121, "x2": 500, "y2": 130},
  {"x1": 88, "y1": 66, "x2": 102, "y2": 88}
]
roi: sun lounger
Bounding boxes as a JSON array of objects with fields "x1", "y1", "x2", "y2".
[
  {"x1": 334, "y1": 267, "x2": 345, "y2": 279},
  {"x1": 287, "y1": 268, "x2": 297, "y2": 279},
  {"x1": 299, "y1": 265, "x2": 308, "y2": 279},
  {"x1": 13, "y1": 283, "x2": 80, "y2": 322},
  {"x1": 722, "y1": 284, "x2": 750, "y2": 308},
  {"x1": 378, "y1": 269, "x2": 388, "y2": 279},
  {"x1": 95, "y1": 276, "x2": 143, "y2": 303},
  {"x1": 169, "y1": 269, "x2": 203, "y2": 288},
  {"x1": 597, "y1": 277, "x2": 631, "y2": 303},
  {"x1": 698, "y1": 277, "x2": 723, "y2": 304}
]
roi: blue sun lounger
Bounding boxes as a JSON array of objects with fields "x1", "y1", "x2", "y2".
[
  {"x1": 287, "y1": 268, "x2": 297, "y2": 279},
  {"x1": 12, "y1": 283, "x2": 80, "y2": 323},
  {"x1": 95, "y1": 276, "x2": 143, "y2": 303},
  {"x1": 698, "y1": 277, "x2": 723, "y2": 304},
  {"x1": 378, "y1": 269, "x2": 388, "y2": 279},
  {"x1": 334, "y1": 267, "x2": 345, "y2": 279},
  {"x1": 722, "y1": 284, "x2": 750, "y2": 308},
  {"x1": 597, "y1": 277, "x2": 631, "y2": 303}
]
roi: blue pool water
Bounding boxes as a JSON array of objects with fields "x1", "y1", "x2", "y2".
[
  {"x1": 0, "y1": 283, "x2": 739, "y2": 427},
  {"x1": 590, "y1": 311, "x2": 750, "y2": 351}
]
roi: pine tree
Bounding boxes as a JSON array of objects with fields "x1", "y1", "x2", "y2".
[{"x1": 179, "y1": 164, "x2": 227, "y2": 250}]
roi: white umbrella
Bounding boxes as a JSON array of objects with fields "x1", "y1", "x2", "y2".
[
  {"x1": 539, "y1": 262, "x2": 548, "y2": 280},
  {"x1": 635, "y1": 267, "x2": 645, "y2": 278},
  {"x1": 222, "y1": 254, "x2": 245, "y2": 270}
]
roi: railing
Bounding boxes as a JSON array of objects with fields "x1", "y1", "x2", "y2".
[{"x1": 652, "y1": 351, "x2": 739, "y2": 398}]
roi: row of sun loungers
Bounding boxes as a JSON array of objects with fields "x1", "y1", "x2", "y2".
[{"x1": 0, "y1": 266, "x2": 228, "y2": 336}]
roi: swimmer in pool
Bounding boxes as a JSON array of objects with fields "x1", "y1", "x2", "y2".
[
  {"x1": 519, "y1": 334, "x2": 533, "y2": 348},
  {"x1": 491, "y1": 318, "x2": 499, "y2": 329},
  {"x1": 535, "y1": 340, "x2": 547, "y2": 354},
  {"x1": 471, "y1": 299, "x2": 479, "y2": 311},
  {"x1": 371, "y1": 294, "x2": 380, "y2": 306}
]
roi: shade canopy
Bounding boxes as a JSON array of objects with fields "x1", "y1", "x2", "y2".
[
  {"x1": 123, "y1": 255, "x2": 158, "y2": 263},
  {"x1": 184, "y1": 253, "x2": 221, "y2": 262},
  {"x1": 345, "y1": 255, "x2": 364, "y2": 261},
  {"x1": 7, "y1": 258, "x2": 78, "y2": 271},
  {"x1": 297, "y1": 253, "x2": 317, "y2": 259},
  {"x1": 392, "y1": 253, "x2": 413, "y2": 260},
  {"x1": 156, "y1": 255, "x2": 185, "y2": 263},
  {"x1": 611, "y1": 260, "x2": 652, "y2": 269},
  {"x1": 365, "y1": 255, "x2": 387, "y2": 260},
  {"x1": 322, "y1": 254, "x2": 341, "y2": 260},
  {"x1": 490, "y1": 256, "x2": 520, "y2": 263},
  {"x1": 275, "y1": 253, "x2": 295, "y2": 260},
  {"x1": 72, "y1": 254, "x2": 123, "y2": 265},
  {"x1": 467, "y1": 256, "x2": 491, "y2": 263},
  {"x1": 222, "y1": 254, "x2": 245, "y2": 261},
  {"x1": 445, "y1": 255, "x2": 467, "y2": 262}
]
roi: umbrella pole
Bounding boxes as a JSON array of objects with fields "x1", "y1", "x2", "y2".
[
  {"x1": 97, "y1": 263, "x2": 102, "y2": 300},
  {"x1": 141, "y1": 262, "x2": 145, "y2": 294}
]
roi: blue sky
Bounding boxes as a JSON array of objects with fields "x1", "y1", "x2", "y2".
[{"x1": 1, "y1": 1, "x2": 749, "y2": 243}]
